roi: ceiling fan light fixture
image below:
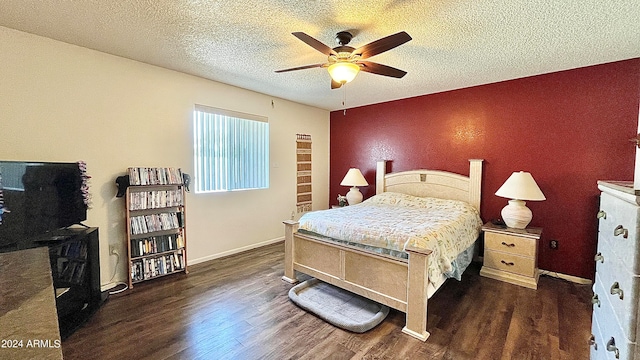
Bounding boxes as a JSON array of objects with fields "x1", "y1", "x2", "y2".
[{"x1": 327, "y1": 62, "x2": 360, "y2": 84}]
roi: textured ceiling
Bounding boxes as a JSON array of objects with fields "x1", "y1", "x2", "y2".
[{"x1": 0, "y1": 0, "x2": 639, "y2": 111}]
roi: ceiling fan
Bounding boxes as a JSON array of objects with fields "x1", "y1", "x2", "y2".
[{"x1": 275, "y1": 31, "x2": 412, "y2": 89}]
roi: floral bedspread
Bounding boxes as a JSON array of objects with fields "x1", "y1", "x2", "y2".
[{"x1": 298, "y1": 192, "x2": 482, "y2": 282}]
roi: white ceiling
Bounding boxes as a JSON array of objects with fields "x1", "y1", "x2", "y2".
[{"x1": 1, "y1": 0, "x2": 638, "y2": 111}]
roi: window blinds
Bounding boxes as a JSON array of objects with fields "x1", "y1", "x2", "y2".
[{"x1": 194, "y1": 106, "x2": 269, "y2": 192}]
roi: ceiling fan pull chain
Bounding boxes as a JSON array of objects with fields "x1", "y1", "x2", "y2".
[{"x1": 343, "y1": 85, "x2": 347, "y2": 115}]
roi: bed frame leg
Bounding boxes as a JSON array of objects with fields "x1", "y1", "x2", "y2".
[
  {"x1": 282, "y1": 220, "x2": 299, "y2": 284},
  {"x1": 402, "y1": 246, "x2": 431, "y2": 342}
]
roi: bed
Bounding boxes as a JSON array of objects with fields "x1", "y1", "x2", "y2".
[{"x1": 282, "y1": 159, "x2": 483, "y2": 341}]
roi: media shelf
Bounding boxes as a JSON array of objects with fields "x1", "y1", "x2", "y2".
[
  {"x1": 34, "y1": 226, "x2": 105, "y2": 339},
  {"x1": 124, "y1": 169, "x2": 187, "y2": 288}
]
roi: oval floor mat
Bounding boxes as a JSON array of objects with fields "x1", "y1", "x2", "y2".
[{"x1": 288, "y1": 278, "x2": 389, "y2": 333}]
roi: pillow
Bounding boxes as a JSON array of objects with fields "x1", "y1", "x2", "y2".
[{"x1": 363, "y1": 191, "x2": 469, "y2": 209}]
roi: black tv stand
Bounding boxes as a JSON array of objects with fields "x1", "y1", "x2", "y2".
[{"x1": 34, "y1": 227, "x2": 107, "y2": 339}]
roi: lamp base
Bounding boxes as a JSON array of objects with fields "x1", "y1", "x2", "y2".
[
  {"x1": 501, "y1": 199, "x2": 532, "y2": 229},
  {"x1": 346, "y1": 186, "x2": 363, "y2": 205}
]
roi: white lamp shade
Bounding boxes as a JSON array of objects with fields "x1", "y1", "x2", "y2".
[
  {"x1": 495, "y1": 171, "x2": 545, "y2": 229},
  {"x1": 340, "y1": 168, "x2": 368, "y2": 205},
  {"x1": 340, "y1": 168, "x2": 368, "y2": 187},
  {"x1": 328, "y1": 62, "x2": 360, "y2": 84},
  {"x1": 495, "y1": 171, "x2": 546, "y2": 201}
]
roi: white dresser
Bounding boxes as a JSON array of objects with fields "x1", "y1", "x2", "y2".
[{"x1": 591, "y1": 181, "x2": 640, "y2": 360}]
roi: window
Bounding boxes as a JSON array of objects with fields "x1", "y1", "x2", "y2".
[{"x1": 193, "y1": 105, "x2": 269, "y2": 193}]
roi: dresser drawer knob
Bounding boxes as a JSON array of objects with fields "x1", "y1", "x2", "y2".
[
  {"x1": 589, "y1": 334, "x2": 597, "y2": 350},
  {"x1": 597, "y1": 210, "x2": 607, "y2": 219},
  {"x1": 594, "y1": 253, "x2": 604, "y2": 263},
  {"x1": 610, "y1": 282, "x2": 624, "y2": 300},
  {"x1": 500, "y1": 260, "x2": 515, "y2": 266},
  {"x1": 606, "y1": 337, "x2": 620, "y2": 359},
  {"x1": 591, "y1": 293, "x2": 601, "y2": 307},
  {"x1": 614, "y1": 225, "x2": 628, "y2": 239},
  {"x1": 501, "y1": 241, "x2": 516, "y2": 248}
]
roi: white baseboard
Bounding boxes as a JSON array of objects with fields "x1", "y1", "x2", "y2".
[
  {"x1": 188, "y1": 236, "x2": 284, "y2": 266},
  {"x1": 539, "y1": 269, "x2": 592, "y2": 285}
]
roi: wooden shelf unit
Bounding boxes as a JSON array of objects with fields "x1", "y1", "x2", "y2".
[{"x1": 125, "y1": 182, "x2": 187, "y2": 288}]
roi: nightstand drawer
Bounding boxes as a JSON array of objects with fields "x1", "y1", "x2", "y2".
[
  {"x1": 484, "y1": 249, "x2": 536, "y2": 277},
  {"x1": 484, "y1": 232, "x2": 536, "y2": 258}
]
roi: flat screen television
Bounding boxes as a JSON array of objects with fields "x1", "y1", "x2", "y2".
[{"x1": 0, "y1": 161, "x2": 88, "y2": 252}]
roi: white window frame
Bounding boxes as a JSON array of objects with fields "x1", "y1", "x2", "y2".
[{"x1": 193, "y1": 105, "x2": 269, "y2": 193}]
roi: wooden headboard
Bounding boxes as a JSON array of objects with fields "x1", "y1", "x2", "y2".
[{"x1": 375, "y1": 159, "x2": 483, "y2": 211}]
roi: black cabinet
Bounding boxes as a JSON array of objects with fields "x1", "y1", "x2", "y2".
[{"x1": 35, "y1": 227, "x2": 106, "y2": 339}]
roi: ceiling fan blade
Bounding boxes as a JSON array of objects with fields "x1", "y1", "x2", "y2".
[
  {"x1": 354, "y1": 31, "x2": 412, "y2": 59},
  {"x1": 331, "y1": 79, "x2": 343, "y2": 89},
  {"x1": 292, "y1": 32, "x2": 337, "y2": 56},
  {"x1": 275, "y1": 63, "x2": 325, "y2": 73},
  {"x1": 358, "y1": 61, "x2": 407, "y2": 78}
]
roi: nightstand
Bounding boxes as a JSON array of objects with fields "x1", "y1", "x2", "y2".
[{"x1": 480, "y1": 222, "x2": 542, "y2": 289}]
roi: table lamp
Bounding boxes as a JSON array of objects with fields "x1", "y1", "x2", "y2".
[
  {"x1": 495, "y1": 171, "x2": 546, "y2": 229},
  {"x1": 340, "y1": 168, "x2": 368, "y2": 205}
]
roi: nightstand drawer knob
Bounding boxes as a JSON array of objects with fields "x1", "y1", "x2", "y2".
[
  {"x1": 501, "y1": 241, "x2": 516, "y2": 248},
  {"x1": 594, "y1": 253, "x2": 604, "y2": 263},
  {"x1": 597, "y1": 210, "x2": 606, "y2": 219},
  {"x1": 610, "y1": 282, "x2": 624, "y2": 300},
  {"x1": 606, "y1": 337, "x2": 620, "y2": 359},
  {"x1": 589, "y1": 334, "x2": 597, "y2": 350},
  {"x1": 614, "y1": 225, "x2": 628, "y2": 239},
  {"x1": 500, "y1": 260, "x2": 515, "y2": 266}
]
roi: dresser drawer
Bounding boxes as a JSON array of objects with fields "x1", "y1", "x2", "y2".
[
  {"x1": 591, "y1": 313, "x2": 611, "y2": 360},
  {"x1": 484, "y1": 232, "x2": 537, "y2": 258},
  {"x1": 593, "y1": 273, "x2": 636, "y2": 360},
  {"x1": 483, "y1": 249, "x2": 535, "y2": 277},
  {"x1": 594, "y1": 271, "x2": 640, "y2": 343},
  {"x1": 599, "y1": 192, "x2": 640, "y2": 274}
]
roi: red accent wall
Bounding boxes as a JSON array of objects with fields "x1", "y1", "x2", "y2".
[{"x1": 330, "y1": 58, "x2": 640, "y2": 280}]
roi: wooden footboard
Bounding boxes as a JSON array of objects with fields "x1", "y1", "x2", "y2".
[{"x1": 283, "y1": 220, "x2": 432, "y2": 341}]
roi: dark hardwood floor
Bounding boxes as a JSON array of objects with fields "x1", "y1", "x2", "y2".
[{"x1": 62, "y1": 242, "x2": 592, "y2": 359}]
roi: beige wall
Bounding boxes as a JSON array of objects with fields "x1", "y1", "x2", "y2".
[{"x1": 0, "y1": 26, "x2": 330, "y2": 288}]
